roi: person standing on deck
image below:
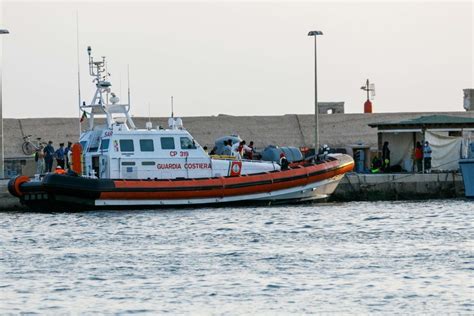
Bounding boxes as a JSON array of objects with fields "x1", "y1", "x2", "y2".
[
  {"x1": 245, "y1": 141, "x2": 255, "y2": 160},
  {"x1": 55, "y1": 143, "x2": 66, "y2": 169},
  {"x1": 232, "y1": 141, "x2": 242, "y2": 159},
  {"x1": 223, "y1": 140, "x2": 232, "y2": 156},
  {"x1": 64, "y1": 141, "x2": 72, "y2": 169},
  {"x1": 43, "y1": 141, "x2": 55, "y2": 173},
  {"x1": 279, "y1": 152, "x2": 289, "y2": 170},
  {"x1": 35, "y1": 145, "x2": 45, "y2": 174},
  {"x1": 423, "y1": 141, "x2": 433, "y2": 173}
]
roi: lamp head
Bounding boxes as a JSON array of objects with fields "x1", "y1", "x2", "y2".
[
  {"x1": 308, "y1": 30, "x2": 323, "y2": 36},
  {"x1": 87, "y1": 46, "x2": 92, "y2": 56}
]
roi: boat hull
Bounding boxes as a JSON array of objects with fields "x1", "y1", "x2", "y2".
[
  {"x1": 9, "y1": 155, "x2": 354, "y2": 210},
  {"x1": 459, "y1": 159, "x2": 474, "y2": 198}
]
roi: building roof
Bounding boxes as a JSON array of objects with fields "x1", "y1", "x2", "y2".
[{"x1": 368, "y1": 115, "x2": 474, "y2": 130}]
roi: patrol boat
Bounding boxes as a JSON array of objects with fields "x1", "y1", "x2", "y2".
[{"x1": 8, "y1": 47, "x2": 354, "y2": 210}]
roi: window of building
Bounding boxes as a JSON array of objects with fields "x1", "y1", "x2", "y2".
[
  {"x1": 180, "y1": 137, "x2": 196, "y2": 149},
  {"x1": 119, "y1": 139, "x2": 134, "y2": 152},
  {"x1": 140, "y1": 139, "x2": 154, "y2": 152},
  {"x1": 161, "y1": 137, "x2": 175, "y2": 150},
  {"x1": 100, "y1": 139, "x2": 110, "y2": 151}
]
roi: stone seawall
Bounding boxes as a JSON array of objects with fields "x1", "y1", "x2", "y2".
[
  {"x1": 332, "y1": 172, "x2": 464, "y2": 201},
  {"x1": 4, "y1": 111, "x2": 474, "y2": 158}
]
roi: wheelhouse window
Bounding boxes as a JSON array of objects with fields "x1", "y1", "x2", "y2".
[
  {"x1": 140, "y1": 139, "x2": 154, "y2": 152},
  {"x1": 100, "y1": 139, "x2": 110, "y2": 151},
  {"x1": 180, "y1": 137, "x2": 196, "y2": 149},
  {"x1": 119, "y1": 139, "x2": 134, "y2": 152},
  {"x1": 80, "y1": 141, "x2": 88, "y2": 151},
  {"x1": 161, "y1": 137, "x2": 175, "y2": 150}
]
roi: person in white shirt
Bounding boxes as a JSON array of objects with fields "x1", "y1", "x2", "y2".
[{"x1": 231, "y1": 141, "x2": 241, "y2": 159}]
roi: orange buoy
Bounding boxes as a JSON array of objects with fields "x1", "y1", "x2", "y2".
[
  {"x1": 364, "y1": 99, "x2": 373, "y2": 113},
  {"x1": 71, "y1": 143, "x2": 83, "y2": 175}
]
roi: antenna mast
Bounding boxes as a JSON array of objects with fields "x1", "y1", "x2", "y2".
[
  {"x1": 171, "y1": 96, "x2": 174, "y2": 118},
  {"x1": 127, "y1": 64, "x2": 131, "y2": 106},
  {"x1": 360, "y1": 78, "x2": 375, "y2": 113},
  {"x1": 76, "y1": 11, "x2": 82, "y2": 135}
]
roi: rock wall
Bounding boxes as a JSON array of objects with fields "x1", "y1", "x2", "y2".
[{"x1": 4, "y1": 111, "x2": 474, "y2": 158}]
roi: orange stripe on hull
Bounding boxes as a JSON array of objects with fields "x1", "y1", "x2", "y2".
[{"x1": 99, "y1": 161, "x2": 353, "y2": 200}]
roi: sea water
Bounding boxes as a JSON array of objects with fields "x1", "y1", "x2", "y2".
[{"x1": 0, "y1": 200, "x2": 472, "y2": 314}]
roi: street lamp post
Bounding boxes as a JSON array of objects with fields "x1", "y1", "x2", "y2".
[
  {"x1": 307, "y1": 30, "x2": 323, "y2": 155},
  {"x1": 0, "y1": 29, "x2": 9, "y2": 179}
]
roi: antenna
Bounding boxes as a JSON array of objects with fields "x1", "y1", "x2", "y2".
[
  {"x1": 127, "y1": 64, "x2": 131, "y2": 106},
  {"x1": 370, "y1": 83, "x2": 376, "y2": 100},
  {"x1": 76, "y1": 11, "x2": 82, "y2": 135},
  {"x1": 145, "y1": 102, "x2": 153, "y2": 130},
  {"x1": 119, "y1": 73, "x2": 122, "y2": 101},
  {"x1": 361, "y1": 78, "x2": 375, "y2": 113},
  {"x1": 171, "y1": 96, "x2": 174, "y2": 118},
  {"x1": 360, "y1": 78, "x2": 375, "y2": 100}
]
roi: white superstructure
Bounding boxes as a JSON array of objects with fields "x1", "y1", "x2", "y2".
[{"x1": 79, "y1": 48, "x2": 279, "y2": 179}]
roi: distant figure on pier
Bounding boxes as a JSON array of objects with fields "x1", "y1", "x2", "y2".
[
  {"x1": 414, "y1": 141, "x2": 423, "y2": 173},
  {"x1": 55, "y1": 143, "x2": 66, "y2": 169},
  {"x1": 35, "y1": 145, "x2": 45, "y2": 174},
  {"x1": 43, "y1": 141, "x2": 55, "y2": 173},
  {"x1": 382, "y1": 141, "x2": 391, "y2": 172},
  {"x1": 370, "y1": 155, "x2": 382, "y2": 173},
  {"x1": 423, "y1": 141, "x2": 432, "y2": 173}
]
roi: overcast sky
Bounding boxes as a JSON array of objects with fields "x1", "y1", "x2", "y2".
[{"x1": 1, "y1": 1, "x2": 473, "y2": 118}]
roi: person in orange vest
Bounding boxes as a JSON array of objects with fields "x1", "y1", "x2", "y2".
[{"x1": 54, "y1": 166, "x2": 66, "y2": 175}]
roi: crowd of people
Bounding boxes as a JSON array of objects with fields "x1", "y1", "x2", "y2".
[
  {"x1": 210, "y1": 139, "x2": 256, "y2": 160},
  {"x1": 371, "y1": 140, "x2": 433, "y2": 173},
  {"x1": 35, "y1": 141, "x2": 73, "y2": 175}
]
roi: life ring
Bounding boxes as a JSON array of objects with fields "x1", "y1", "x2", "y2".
[
  {"x1": 7, "y1": 175, "x2": 30, "y2": 197},
  {"x1": 230, "y1": 161, "x2": 242, "y2": 176}
]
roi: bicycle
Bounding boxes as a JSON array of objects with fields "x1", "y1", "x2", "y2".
[{"x1": 22, "y1": 135, "x2": 46, "y2": 155}]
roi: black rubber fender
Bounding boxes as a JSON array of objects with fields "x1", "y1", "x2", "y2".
[{"x1": 8, "y1": 175, "x2": 30, "y2": 197}]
